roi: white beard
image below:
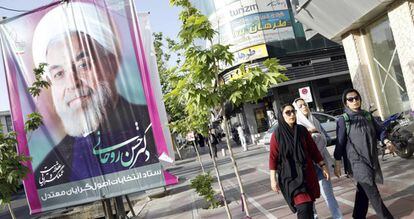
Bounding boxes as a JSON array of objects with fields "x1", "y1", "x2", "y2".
[{"x1": 52, "y1": 82, "x2": 114, "y2": 137}]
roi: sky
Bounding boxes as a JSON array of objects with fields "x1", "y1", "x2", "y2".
[{"x1": 0, "y1": 0, "x2": 180, "y2": 111}]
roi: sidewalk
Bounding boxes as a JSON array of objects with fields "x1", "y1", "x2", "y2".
[
  {"x1": 133, "y1": 141, "x2": 258, "y2": 219},
  {"x1": 132, "y1": 142, "x2": 414, "y2": 219}
]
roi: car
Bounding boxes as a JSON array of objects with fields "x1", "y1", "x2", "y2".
[
  {"x1": 312, "y1": 112, "x2": 337, "y2": 144},
  {"x1": 261, "y1": 112, "x2": 338, "y2": 151}
]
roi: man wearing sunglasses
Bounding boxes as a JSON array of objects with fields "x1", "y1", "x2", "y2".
[{"x1": 333, "y1": 89, "x2": 394, "y2": 219}]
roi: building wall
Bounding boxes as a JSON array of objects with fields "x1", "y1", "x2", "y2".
[
  {"x1": 195, "y1": 0, "x2": 351, "y2": 135},
  {"x1": 388, "y1": 0, "x2": 414, "y2": 110},
  {"x1": 0, "y1": 111, "x2": 12, "y2": 134},
  {"x1": 342, "y1": 32, "x2": 381, "y2": 114},
  {"x1": 340, "y1": 1, "x2": 414, "y2": 119}
]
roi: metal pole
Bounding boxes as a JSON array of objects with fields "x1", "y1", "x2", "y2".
[
  {"x1": 114, "y1": 196, "x2": 126, "y2": 219},
  {"x1": 102, "y1": 199, "x2": 114, "y2": 219},
  {"x1": 125, "y1": 195, "x2": 136, "y2": 217}
]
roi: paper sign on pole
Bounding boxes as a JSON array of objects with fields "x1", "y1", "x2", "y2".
[{"x1": 299, "y1": 86, "x2": 313, "y2": 103}]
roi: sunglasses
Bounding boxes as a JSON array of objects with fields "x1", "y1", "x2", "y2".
[
  {"x1": 346, "y1": 96, "x2": 360, "y2": 102},
  {"x1": 298, "y1": 104, "x2": 307, "y2": 109},
  {"x1": 284, "y1": 109, "x2": 296, "y2": 116}
]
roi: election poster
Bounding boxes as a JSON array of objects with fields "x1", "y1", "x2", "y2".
[{"x1": 0, "y1": 0, "x2": 173, "y2": 213}]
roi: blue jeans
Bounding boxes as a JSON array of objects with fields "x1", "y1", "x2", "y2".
[{"x1": 314, "y1": 166, "x2": 343, "y2": 219}]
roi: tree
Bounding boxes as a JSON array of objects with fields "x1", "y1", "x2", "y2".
[
  {"x1": 153, "y1": 31, "x2": 233, "y2": 215},
  {"x1": 0, "y1": 63, "x2": 50, "y2": 219},
  {"x1": 169, "y1": 0, "x2": 288, "y2": 217},
  {"x1": 153, "y1": 31, "x2": 209, "y2": 174}
]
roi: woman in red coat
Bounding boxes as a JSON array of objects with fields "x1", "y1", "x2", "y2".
[{"x1": 269, "y1": 103, "x2": 329, "y2": 219}]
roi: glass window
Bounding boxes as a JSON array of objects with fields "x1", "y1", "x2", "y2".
[
  {"x1": 367, "y1": 16, "x2": 409, "y2": 116},
  {"x1": 254, "y1": 107, "x2": 268, "y2": 133},
  {"x1": 5, "y1": 115, "x2": 13, "y2": 132}
]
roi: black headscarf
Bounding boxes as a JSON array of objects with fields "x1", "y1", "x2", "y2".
[{"x1": 275, "y1": 103, "x2": 307, "y2": 213}]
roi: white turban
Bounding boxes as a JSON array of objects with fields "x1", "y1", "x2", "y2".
[{"x1": 32, "y1": 2, "x2": 118, "y2": 69}]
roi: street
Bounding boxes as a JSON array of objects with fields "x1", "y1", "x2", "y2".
[{"x1": 2, "y1": 141, "x2": 414, "y2": 219}]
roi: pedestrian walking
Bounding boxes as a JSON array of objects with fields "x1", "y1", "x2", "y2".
[
  {"x1": 208, "y1": 128, "x2": 218, "y2": 158},
  {"x1": 237, "y1": 124, "x2": 247, "y2": 151},
  {"x1": 334, "y1": 88, "x2": 394, "y2": 219},
  {"x1": 293, "y1": 98, "x2": 343, "y2": 219},
  {"x1": 195, "y1": 132, "x2": 205, "y2": 147},
  {"x1": 231, "y1": 126, "x2": 241, "y2": 145},
  {"x1": 269, "y1": 103, "x2": 329, "y2": 219}
]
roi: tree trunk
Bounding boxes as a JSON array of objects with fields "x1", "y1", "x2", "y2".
[
  {"x1": 7, "y1": 203, "x2": 16, "y2": 219},
  {"x1": 192, "y1": 140, "x2": 205, "y2": 173},
  {"x1": 207, "y1": 138, "x2": 232, "y2": 219},
  {"x1": 172, "y1": 134, "x2": 183, "y2": 160},
  {"x1": 222, "y1": 114, "x2": 251, "y2": 217}
]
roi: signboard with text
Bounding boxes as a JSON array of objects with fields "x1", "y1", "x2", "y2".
[{"x1": 209, "y1": 0, "x2": 295, "y2": 53}]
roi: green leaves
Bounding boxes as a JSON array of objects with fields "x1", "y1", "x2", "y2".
[
  {"x1": 28, "y1": 63, "x2": 50, "y2": 97},
  {"x1": 1, "y1": 63, "x2": 47, "y2": 206},
  {"x1": 24, "y1": 112, "x2": 43, "y2": 132},
  {"x1": 0, "y1": 131, "x2": 31, "y2": 205},
  {"x1": 170, "y1": 0, "x2": 214, "y2": 47},
  {"x1": 190, "y1": 172, "x2": 220, "y2": 209},
  {"x1": 166, "y1": 0, "x2": 288, "y2": 138},
  {"x1": 223, "y1": 58, "x2": 288, "y2": 106}
]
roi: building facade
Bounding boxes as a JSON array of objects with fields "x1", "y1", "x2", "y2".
[
  {"x1": 192, "y1": 0, "x2": 352, "y2": 141},
  {"x1": 294, "y1": 0, "x2": 414, "y2": 120},
  {"x1": 0, "y1": 110, "x2": 13, "y2": 134}
]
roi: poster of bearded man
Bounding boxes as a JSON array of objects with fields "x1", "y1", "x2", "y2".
[{"x1": 0, "y1": 0, "x2": 173, "y2": 213}]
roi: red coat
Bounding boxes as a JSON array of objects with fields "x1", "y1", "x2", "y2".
[{"x1": 269, "y1": 130, "x2": 323, "y2": 205}]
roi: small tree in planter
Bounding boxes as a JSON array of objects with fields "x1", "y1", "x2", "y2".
[
  {"x1": 0, "y1": 63, "x2": 49, "y2": 219},
  {"x1": 190, "y1": 172, "x2": 221, "y2": 209}
]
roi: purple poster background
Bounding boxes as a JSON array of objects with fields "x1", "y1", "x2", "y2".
[{"x1": 1, "y1": 0, "x2": 170, "y2": 213}]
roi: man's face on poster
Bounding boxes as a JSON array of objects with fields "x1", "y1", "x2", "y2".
[{"x1": 46, "y1": 32, "x2": 120, "y2": 137}]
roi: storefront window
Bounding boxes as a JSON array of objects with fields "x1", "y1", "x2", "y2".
[
  {"x1": 254, "y1": 107, "x2": 268, "y2": 133},
  {"x1": 367, "y1": 16, "x2": 409, "y2": 115}
]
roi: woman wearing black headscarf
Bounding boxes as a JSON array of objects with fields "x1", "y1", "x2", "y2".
[
  {"x1": 269, "y1": 103, "x2": 329, "y2": 218},
  {"x1": 334, "y1": 88, "x2": 394, "y2": 219}
]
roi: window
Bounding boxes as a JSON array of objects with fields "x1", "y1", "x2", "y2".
[
  {"x1": 330, "y1": 55, "x2": 346, "y2": 61},
  {"x1": 313, "y1": 113, "x2": 328, "y2": 123},
  {"x1": 292, "y1": 60, "x2": 311, "y2": 67},
  {"x1": 367, "y1": 16, "x2": 409, "y2": 116},
  {"x1": 5, "y1": 116, "x2": 13, "y2": 132}
]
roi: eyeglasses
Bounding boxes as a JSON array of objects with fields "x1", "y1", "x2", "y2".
[
  {"x1": 346, "y1": 96, "x2": 360, "y2": 102},
  {"x1": 284, "y1": 109, "x2": 296, "y2": 116}
]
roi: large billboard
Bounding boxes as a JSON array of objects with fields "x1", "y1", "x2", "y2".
[
  {"x1": 0, "y1": 0, "x2": 172, "y2": 214},
  {"x1": 210, "y1": 0, "x2": 295, "y2": 52}
]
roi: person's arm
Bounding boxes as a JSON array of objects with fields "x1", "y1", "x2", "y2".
[
  {"x1": 373, "y1": 117, "x2": 395, "y2": 152},
  {"x1": 334, "y1": 117, "x2": 347, "y2": 160},
  {"x1": 334, "y1": 117, "x2": 346, "y2": 177},
  {"x1": 305, "y1": 129, "x2": 330, "y2": 180},
  {"x1": 269, "y1": 132, "x2": 280, "y2": 192}
]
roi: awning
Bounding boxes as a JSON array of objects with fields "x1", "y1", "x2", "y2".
[{"x1": 293, "y1": 0, "x2": 394, "y2": 42}]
